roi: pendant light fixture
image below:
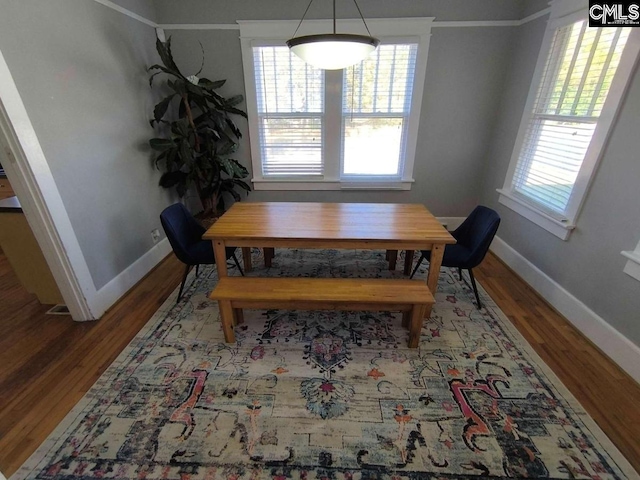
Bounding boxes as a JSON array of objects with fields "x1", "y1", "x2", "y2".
[{"x1": 286, "y1": 0, "x2": 380, "y2": 70}]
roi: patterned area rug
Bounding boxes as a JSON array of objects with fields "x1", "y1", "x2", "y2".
[{"x1": 13, "y1": 249, "x2": 637, "y2": 480}]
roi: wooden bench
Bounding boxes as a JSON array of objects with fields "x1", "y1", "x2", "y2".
[{"x1": 209, "y1": 277, "x2": 434, "y2": 348}]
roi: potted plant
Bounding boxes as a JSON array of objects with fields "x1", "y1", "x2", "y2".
[{"x1": 148, "y1": 37, "x2": 251, "y2": 218}]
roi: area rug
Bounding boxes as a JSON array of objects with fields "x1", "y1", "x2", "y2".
[{"x1": 12, "y1": 249, "x2": 637, "y2": 480}]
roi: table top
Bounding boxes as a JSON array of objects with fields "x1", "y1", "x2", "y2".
[{"x1": 204, "y1": 202, "x2": 455, "y2": 244}]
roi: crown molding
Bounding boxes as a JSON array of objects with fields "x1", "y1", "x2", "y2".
[
  {"x1": 92, "y1": 0, "x2": 158, "y2": 27},
  {"x1": 91, "y1": 0, "x2": 551, "y2": 31}
]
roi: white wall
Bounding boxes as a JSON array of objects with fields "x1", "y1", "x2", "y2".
[{"x1": 0, "y1": 0, "x2": 175, "y2": 293}]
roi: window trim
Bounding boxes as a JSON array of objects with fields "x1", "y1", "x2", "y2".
[
  {"x1": 239, "y1": 18, "x2": 433, "y2": 191},
  {"x1": 498, "y1": 2, "x2": 640, "y2": 239}
]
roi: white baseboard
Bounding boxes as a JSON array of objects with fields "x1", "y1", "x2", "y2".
[
  {"x1": 88, "y1": 238, "x2": 172, "y2": 318},
  {"x1": 490, "y1": 235, "x2": 640, "y2": 383}
]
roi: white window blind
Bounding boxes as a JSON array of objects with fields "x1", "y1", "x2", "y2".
[
  {"x1": 342, "y1": 44, "x2": 418, "y2": 177},
  {"x1": 253, "y1": 46, "x2": 324, "y2": 176},
  {"x1": 512, "y1": 21, "x2": 630, "y2": 217}
]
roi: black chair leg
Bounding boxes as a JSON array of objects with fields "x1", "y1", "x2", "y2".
[
  {"x1": 195, "y1": 264, "x2": 200, "y2": 277},
  {"x1": 177, "y1": 264, "x2": 191, "y2": 303},
  {"x1": 231, "y1": 253, "x2": 244, "y2": 276},
  {"x1": 468, "y1": 268, "x2": 482, "y2": 309},
  {"x1": 409, "y1": 254, "x2": 426, "y2": 279},
  {"x1": 458, "y1": 267, "x2": 463, "y2": 282}
]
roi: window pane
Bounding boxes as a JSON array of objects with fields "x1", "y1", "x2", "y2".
[
  {"x1": 261, "y1": 117, "x2": 322, "y2": 175},
  {"x1": 512, "y1": 21, "x2": 630, "y2": 216},
  {"x1": 343, "y1": 44, "x2": 417, "y2": 114},
  {"x1": 343, "y1": 117, "x2": 403, "y2": 176},
  {"x1": 537, "y1": 22, "x2": 629, "y2": 118},
  {"x1": 514, "y1": 118, "x2": 596, "y2": 213},
  {"x1": 253, "y1": 46, "x2": 324, "y2": 176},
  {"x1": 342, "y1": 43, "x2": 417, "y2": 177}
]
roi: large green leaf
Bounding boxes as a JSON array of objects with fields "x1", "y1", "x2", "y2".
[
  {"x1": 223, "y1": 95, "x2": 244, "y2": 107},
  {"x1": 149, "y1": 138, "x2": 176, "y2": 151},
  {"x1": 225, "y1": 118, "x2": 243, "y2": 139},
  {"x1": 171, "y1": 118, "x2": 190, "y2": 138},
  {"x1": 199, "y1": 78, "x2": 226, "y2": 89},
  {"x1": 156, "y1": 37, "x2": 182, "y2": 77},
  {"x1": 148, "y1": 64, "x2": 179, "y2": 77},
  {"x1": 159, "y1": 170, "x2": 187, "y2": 188},
  {"x1": 221, "y1": 105, "x2": 248, "y2": 119},
  {"x1": 148, "y1": 71, "x2": 163, "y2": 88},
  {"x1": 153, "y1": 94, "x2": 175, "y2": 123},
  {"x1": 179, "y1": 141, "x2": 194, "y2": 166},
  {"x1": 228, "y1": 159, "x2": 249, "y2": 178},
  {"x1": 233, "y1": 179, "x2": 252, "y2": 192},
  {"x1": 195, "y1": 41, "x2": 206, "y2": 76}
]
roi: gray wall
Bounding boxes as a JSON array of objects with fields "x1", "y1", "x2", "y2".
[
  {"x1": 0, "y1": 0, "x2": 174, "y2": 289},
  {"x1": 479, "y1": 15, "x2": 640, "y2": 347},
  {"x1": 110, "y1": 0, "x2": 158, "y2": 22},
  {"x1": 155, "y1": 0, "x2": 544, "y2": 24},
  {"x1": 164, "y1": 14, "x2": 517, "y2": 215}
]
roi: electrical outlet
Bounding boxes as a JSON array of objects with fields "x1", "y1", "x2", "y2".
[{"x1": 151, "y1": 228, "x2": 161, "y2": 244}]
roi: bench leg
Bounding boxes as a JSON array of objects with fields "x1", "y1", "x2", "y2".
[
  {"x1": 408, "y1": 304, "x2": 428, "y2": 348},
  {"x1": 402, "y1": 310, "x2": 410, "y2": 329},
  {"x1": 388, "y1": 250, "x2": 398, "y2": 270},
  {"x1": 234, "y1": 308, "x2": 244, "y2": 325},
  {"x1": 241, "y1": 247, "x2": 252, "y2": 272},
  {"x1": 218, "y1": 300, "x2": 236, "y2": 343},
  {"x1": 403, "y1": 250, "x2": 414, "y2": 276},
  {"x1": 264, "y1": 247, "x2": 274, "y2": 268}
]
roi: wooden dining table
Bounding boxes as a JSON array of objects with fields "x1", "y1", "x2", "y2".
[{"x1": 203, "y1": 202, "x2": 455, "y2": 295}]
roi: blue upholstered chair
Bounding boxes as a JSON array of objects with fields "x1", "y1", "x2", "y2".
[
  {"x1": 160, "y1": 203, "x2": 243, "y2": 302},
  {"x1": 410, "y1": 205, "x2": 500, "y2": 309}
]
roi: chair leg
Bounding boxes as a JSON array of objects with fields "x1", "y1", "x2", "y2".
[
  {"x1": 468, "y1": 268, "x2": 482, "y2": 309},
  {"x1": 177, "y1": 264, "x2": 191, "y2": 303},
  {"x1": 195, "y1": 264, "x2": 200, "y2": 277},
  {"x1": 458, "y1": 267, "x2": 462, "y2": 282},
  {"x1": 409, "y1": 254, "x2": 426, "y2": 279},
  {"x1": 231, "y1": 253, "x2": 244, "y2": 276}
]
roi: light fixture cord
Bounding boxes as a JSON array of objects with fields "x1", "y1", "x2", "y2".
[
  {"x1": 292, "y1": 0, "x2": 316, "y2": 38},
  {"x1": 352, "y1": 0, "x2": 373, "y2": 36}
]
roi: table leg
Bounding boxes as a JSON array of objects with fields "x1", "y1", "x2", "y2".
[
  {"x1": 426, "y1": 244, "x2": 444, "y2": 294},
  {"x1": 234, "y1": 308, "x2": 244, "y2": 325},
  {"x1": 408, "y1": 305, "x2": 426, "y2": 348},
  {"x1": 218, "y1": 300, "x2": 236, "y2": 343},
  {"x1": 214, "y1": 240, "x2": 228, "y2": 278},
  {"x1": 388, "y1": 250, "x2": 398, "y2": 270},
  {"x1": 403, "y1": 250, "x2": 414, "y2": 276},
  {"x1": 241, "y1": 247, "x2": 252, "y2": 272},
  {"x1": 264, "y1": 247, "x2": 274, "y2": 268}
]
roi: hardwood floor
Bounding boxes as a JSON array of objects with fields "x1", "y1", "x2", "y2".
[
  {"x1": 0, "y1": 249, "x2": 638, "y2": 475},
  {"x1": 0, "y1": 251, "x2": 184, "y2": 476}
]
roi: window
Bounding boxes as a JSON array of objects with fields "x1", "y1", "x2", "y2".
[
  {"x1": 239, "y1": 18, "x2": 433, "y2": 190},
  {"x1": 342, "y1": 45, "x2": 417, "y2": 179},
  {"x1": 254, "y1": 47, "x2": 324, "y2": 176},
  {"x1": 498, "y1": 4, "x2": 640, "y2": 240}
]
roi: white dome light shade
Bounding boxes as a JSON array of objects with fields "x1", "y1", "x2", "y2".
[{"x1": 287, "y1": 34, "x2": 379, "y2": 70}]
